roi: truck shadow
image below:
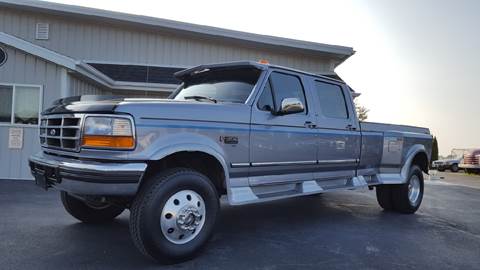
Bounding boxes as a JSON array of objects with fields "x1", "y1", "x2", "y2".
[{"x1": 53, "y1": 193, "x2": 425, "y2": 269}]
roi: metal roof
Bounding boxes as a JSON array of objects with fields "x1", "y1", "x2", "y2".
[{"x1": 0, "y1": 0, "x2": 355, "y2": 59}]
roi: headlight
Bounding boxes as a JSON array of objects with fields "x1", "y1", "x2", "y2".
[{"x1": 81, "y1": 116, "x2": 135, "y2": 149}]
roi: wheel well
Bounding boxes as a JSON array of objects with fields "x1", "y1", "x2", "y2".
[
  {"x1": 411, "y1": 152, "x2": 429, "y2": 174},
  {"x1": 142, "y1": 151, "x2": 226, "y2": 195}
]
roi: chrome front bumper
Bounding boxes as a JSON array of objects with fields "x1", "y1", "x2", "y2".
[{"x1": 29, "y1": 152, "x2": 147, "y2": 195}]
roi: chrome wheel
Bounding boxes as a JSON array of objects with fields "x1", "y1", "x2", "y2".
[
  {"x1": 160, "y1": 190, "x2": 206, "y2": 244},
  {"x1": 408, "y1": 175, "x2": 421, "y2": 205}
]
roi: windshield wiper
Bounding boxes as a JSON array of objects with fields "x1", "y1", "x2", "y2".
[{"x1": 183, "y1": 95, "x2": 218, "y2": 103}]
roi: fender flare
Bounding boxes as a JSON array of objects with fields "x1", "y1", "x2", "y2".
[
  {"x1": 148, "y1": 143, "x2": 230, "y2": 187},
  {"x1": 400, "y1": 144, "x2": 428, "y2": 181}
]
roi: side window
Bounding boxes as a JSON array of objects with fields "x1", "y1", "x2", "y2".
[
  {"x1": 314, "y1": 81, "x2": 348, "y2": 119},
  {"x1": 257, "y1": 80, "x2": 274, "y2": 111},
  {"x1": 269, "y1": 72, "x2": 307, "y2": 114}
]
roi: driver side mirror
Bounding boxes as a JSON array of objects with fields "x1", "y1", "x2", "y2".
[{"x1": 276, "y1": 97, "x2": 304, "y2": 115}]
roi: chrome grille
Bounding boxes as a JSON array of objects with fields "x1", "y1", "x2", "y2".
[{"x1": 39, "y1": 114, "x2": 82, "y2": 152}]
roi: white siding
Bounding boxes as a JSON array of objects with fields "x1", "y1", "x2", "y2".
[
  {"x1": 0, "y1": 7, "x2": 333, "y2": 74},
  {"x1": 0, "y1": 45, "x2": 63, "y2": 179},
  {"x1": 69, "y1": 74, "x2": 110, "y2": 96}
]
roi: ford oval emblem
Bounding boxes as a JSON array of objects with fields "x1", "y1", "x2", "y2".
[{"x1": 50, "y1": 129, "x2": 56, "y2": 136}]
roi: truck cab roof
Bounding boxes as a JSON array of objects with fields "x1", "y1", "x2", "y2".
[{"x1": 174, "y1": 61, "x2": 347, "y2": 85}]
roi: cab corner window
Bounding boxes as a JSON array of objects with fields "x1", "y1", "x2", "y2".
[
  {"x1": 268, "y1": 72, "x2": 307, "y2": 114},
  {"x1": 314, "y1": 81, "x2": 348, "y2": 119}
]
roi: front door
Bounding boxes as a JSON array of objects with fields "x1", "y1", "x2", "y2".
[{"x1": 249, "y1": 71, "x2": 317, "y2": 186}]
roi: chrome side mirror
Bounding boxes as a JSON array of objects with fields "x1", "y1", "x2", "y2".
[{"x1": 278, "y1": 98, "x2": 304, "y2": 115}]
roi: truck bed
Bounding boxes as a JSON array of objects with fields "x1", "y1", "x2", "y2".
[{"x1": 360, "y1": 122, "x2": 430, "y2": 135}]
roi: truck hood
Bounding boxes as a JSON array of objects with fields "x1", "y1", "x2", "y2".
[{"x1": 43, "y1": 97, "x2": 251, "y2": 124}]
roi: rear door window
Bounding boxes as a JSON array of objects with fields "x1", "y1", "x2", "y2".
[{"x1": 314, "y1": 81, "x2": 348, "y2": 119}]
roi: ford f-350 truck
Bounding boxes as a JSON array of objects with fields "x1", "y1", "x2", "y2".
[{"x1": 29, "y1": 61, "x2": 432, "y2": 263}]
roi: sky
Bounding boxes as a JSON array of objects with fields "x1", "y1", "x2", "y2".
[{"x1": 46, "y1": 0, "x2": 480, "y2": 156}]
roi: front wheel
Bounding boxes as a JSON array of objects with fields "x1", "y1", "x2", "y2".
[
  {"x1": 129, "y1": 168, "x2": 219, "y2": 264},
  {"x1": 61, "y1": 192, "x2": 125, "y2": 223},
  {"x1": 450, "y1": 164, "x2": 459, "y2": 172}
]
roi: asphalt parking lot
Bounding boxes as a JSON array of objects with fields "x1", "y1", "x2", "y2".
[{"x1": 1, "y1": 172, "x2": 479, "y2": 270}]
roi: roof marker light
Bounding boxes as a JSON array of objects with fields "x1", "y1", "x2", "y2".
[{"x1": 258, "y1": 59, "x2": 269, "y2": 64}]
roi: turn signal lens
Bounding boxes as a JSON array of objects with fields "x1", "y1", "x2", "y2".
[
  {"x1": 82, "y1": 116, "x2": 135, "y2": 149},
  {"x1": 82, "y1": 135, "x2": 134, "y2": 149}
]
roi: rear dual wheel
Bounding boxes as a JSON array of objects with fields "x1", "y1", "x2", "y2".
[{"x1": 376, "y1": 165, "x2": 424, "y2": 214}]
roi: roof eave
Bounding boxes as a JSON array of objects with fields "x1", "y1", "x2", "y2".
[{"x1": 0, "y1": 0, "x2": 354, "y2": 57}]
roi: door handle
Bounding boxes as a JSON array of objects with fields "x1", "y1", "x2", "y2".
[
  {"x1": 346, "y1": 124, "x2": 356, "y2": 131},
  {"x1": 305, "y1": 121, "x2": 316, "y2": 128}
]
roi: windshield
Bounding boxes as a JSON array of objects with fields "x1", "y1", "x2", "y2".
[{"x1": 172, "y1": 67, "x2": 261, "y2": 103}]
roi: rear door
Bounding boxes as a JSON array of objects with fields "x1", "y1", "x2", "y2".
[
  {"x1": 310, "y1": 79, "x2": 361, "y2": 182},
  {"x1": 249, "y1": 70, "x2": 317, "y2": 185}
]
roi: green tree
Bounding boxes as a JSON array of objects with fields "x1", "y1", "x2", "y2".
[
  {"x1": 431, "y1": 136, "x2": 439, "y2": 166},
  {"x1": 355, "y1": 104, "x2": 369, "y2": 121}
]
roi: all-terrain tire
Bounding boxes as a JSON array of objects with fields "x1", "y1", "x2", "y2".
[
  {"x1": 61, "y1": 192, "x2": 124, "y2": 223},
  {"x1": 129, "y1": 168, "x2": 219, "y2": 264}
]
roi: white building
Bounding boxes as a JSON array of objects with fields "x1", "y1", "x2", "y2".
[{"x1": 0, "y1": 0, "x2": 354, "y2": 179}]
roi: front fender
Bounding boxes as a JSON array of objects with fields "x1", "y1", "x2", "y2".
[{"x1": 146, "y1": 133, "x2": 230, "y2": 187}]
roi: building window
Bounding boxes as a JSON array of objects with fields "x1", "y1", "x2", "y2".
[
  {"x1": 0, "y1": 84, "x2": 42, "y2": 126},
  {"x1": 0, "y1": 47, "x2": 7, "y2": 67}
]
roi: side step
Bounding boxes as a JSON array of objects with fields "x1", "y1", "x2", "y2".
[{"x1": 227, "y1": 176, "x2": 368, "y2": 205}]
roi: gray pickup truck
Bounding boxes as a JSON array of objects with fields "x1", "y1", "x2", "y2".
[{"x1": 29, "y1": 61, "x2": 432, "y2": 263}]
